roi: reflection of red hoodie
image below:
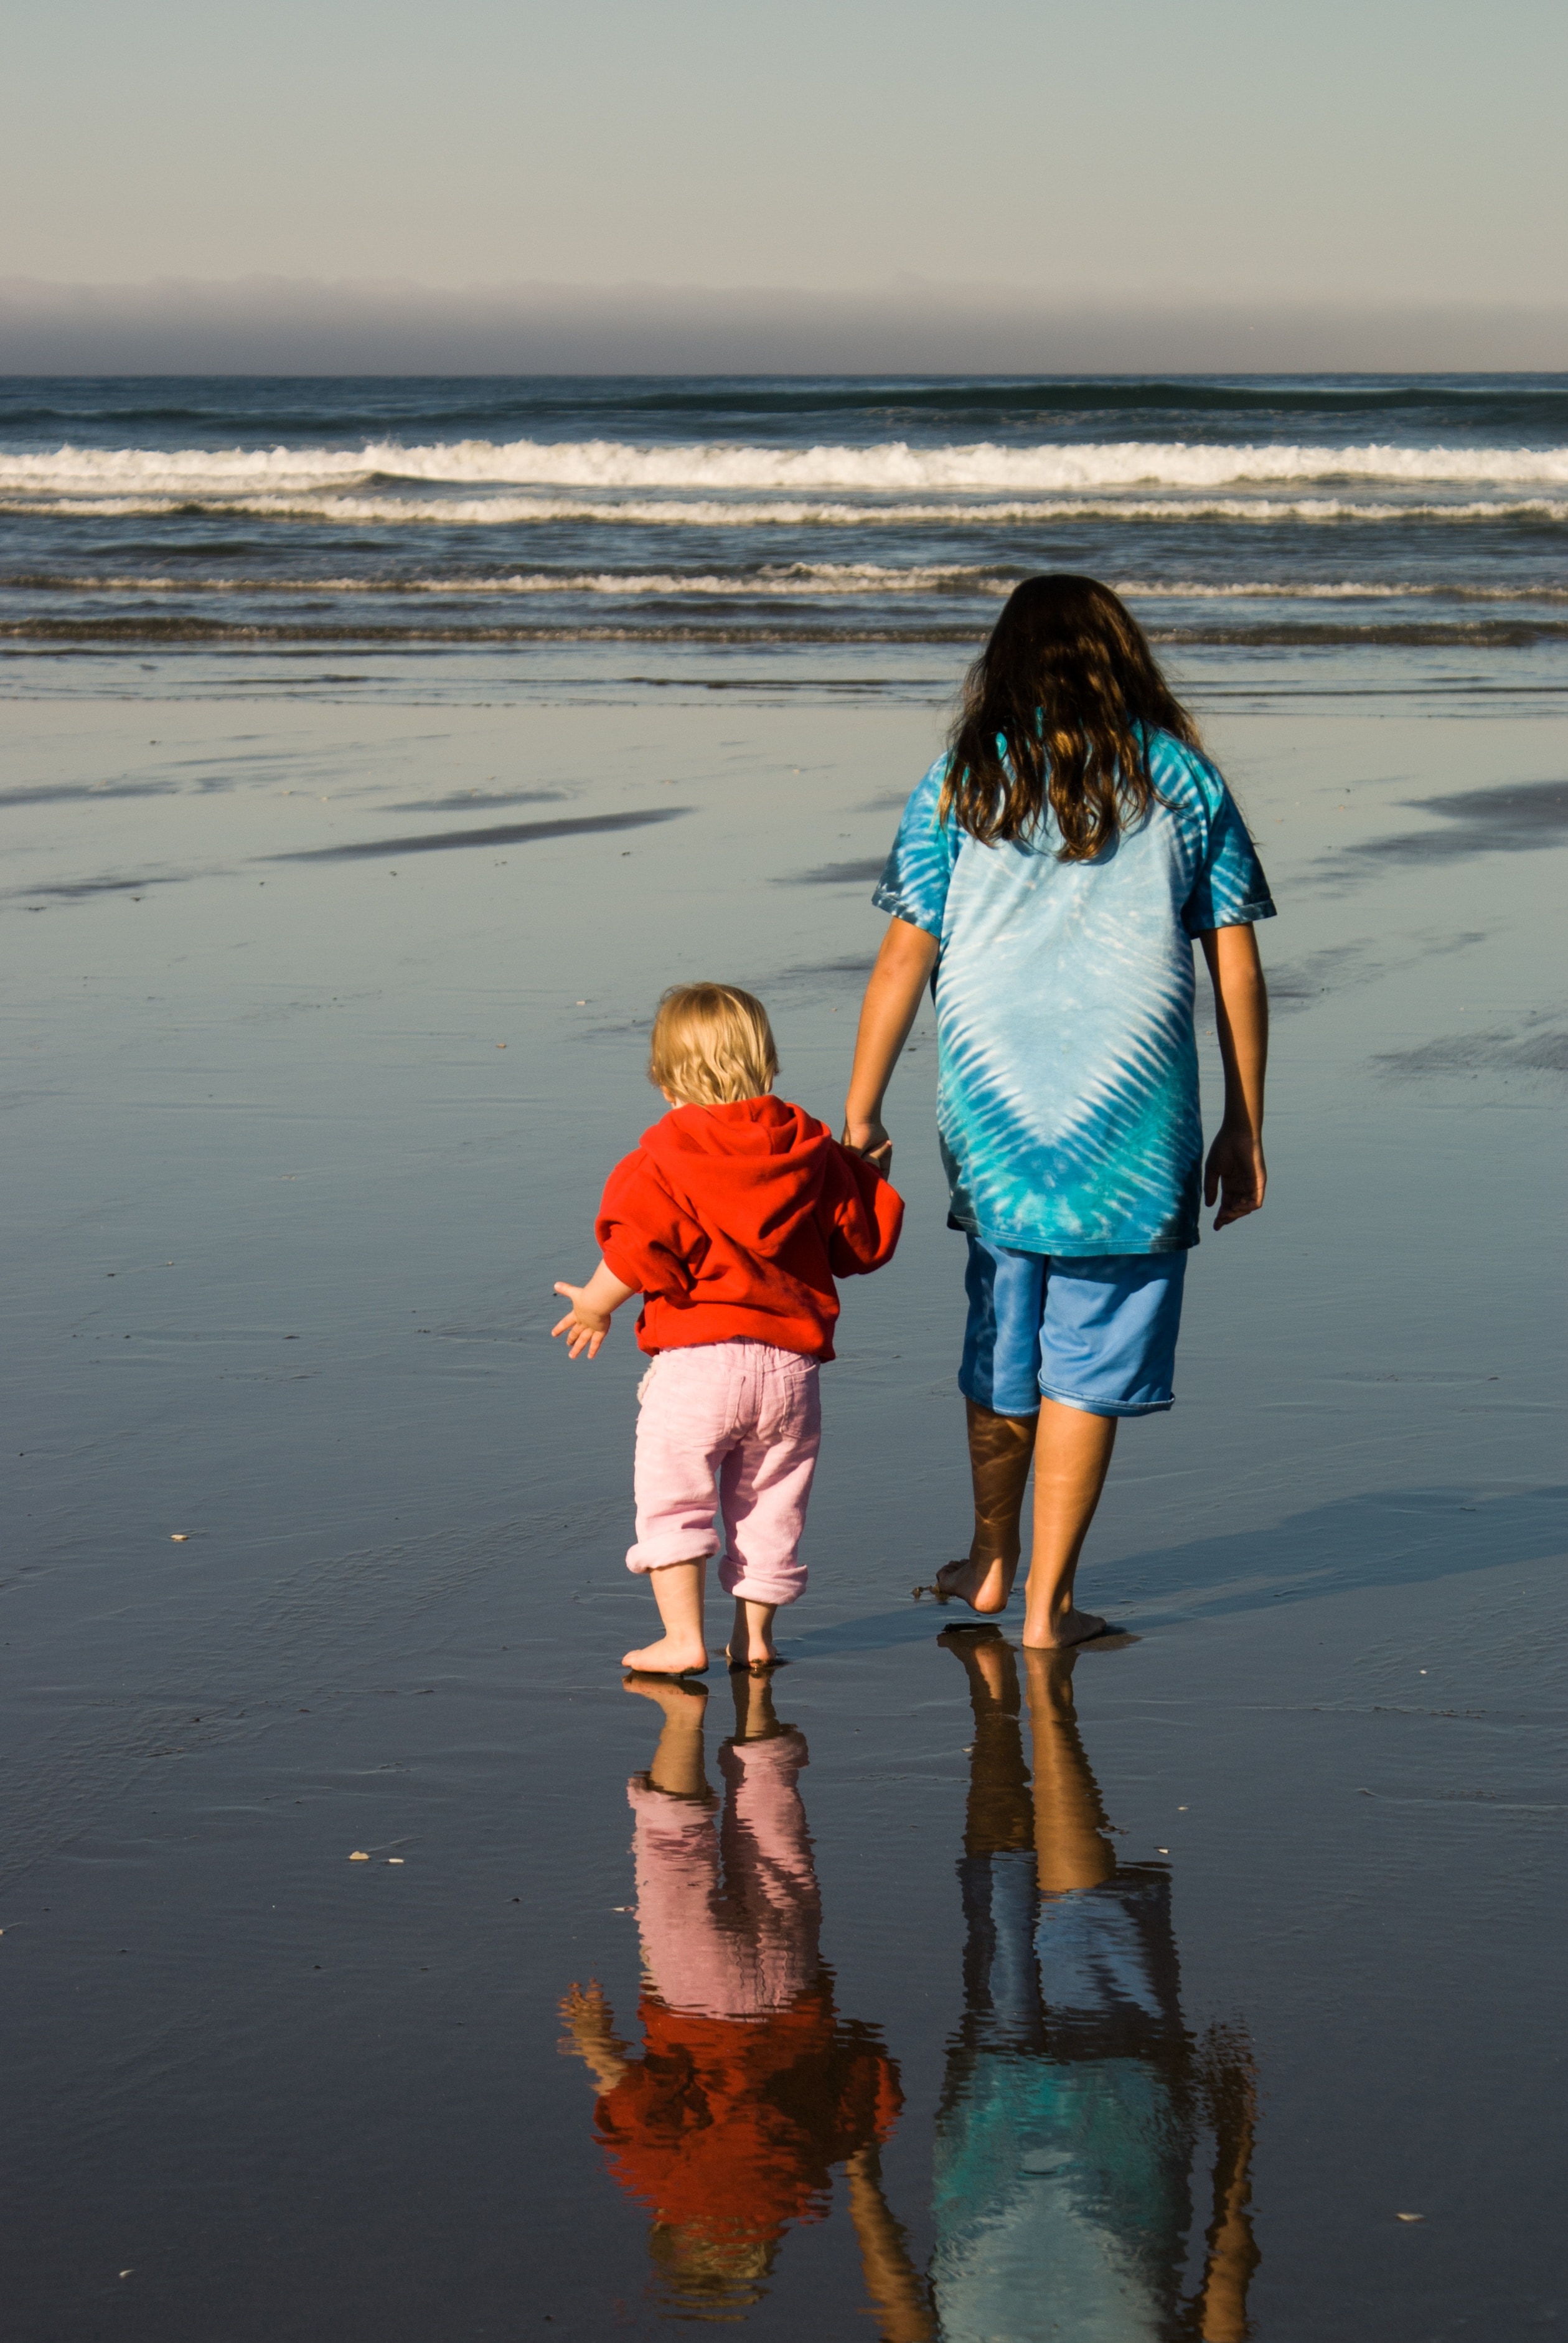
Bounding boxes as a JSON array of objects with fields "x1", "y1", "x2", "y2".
[
  {"x1": 596, "y1": 1096, "x2": 903, "y2": 1362},
  {"x1": 594, "y1": 1982, "x2": 901, "y2": 2249}
]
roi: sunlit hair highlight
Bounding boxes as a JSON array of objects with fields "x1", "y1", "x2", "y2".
[
  {"x1": 649, "y1": 983, "x2": 779, "y2": 1106},
  {"x1": 941, "y1": 574, "x2": 1202, "y2": 861}
]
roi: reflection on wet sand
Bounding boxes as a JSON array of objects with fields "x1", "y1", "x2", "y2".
[
  {"x1": 564, "y1": 1649, "x2": 1259, "y2": 2337},
  {"x1": 925, "y1": 1631, "x2": 1259, "y2": 2343},
  {"x1": 559, "y1": 1673, "x2": 910, "y2": 2320}
]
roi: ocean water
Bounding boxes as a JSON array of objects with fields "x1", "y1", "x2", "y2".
[
  {"x1": 2, "y1": 374, "x2": 1566, "y2": 687},
  {"x1": 4, "y1": 379, "x2": 1567, "y2": 2341}
]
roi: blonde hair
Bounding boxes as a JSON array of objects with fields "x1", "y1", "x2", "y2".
[
  {"x1": 649, "y1": 2220, "x2": 772, "y2": 2308},
  {"x1": 648, "y1": 983, "x2": 778, "y2": 1106}
]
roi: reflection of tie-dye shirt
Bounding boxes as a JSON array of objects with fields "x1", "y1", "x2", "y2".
[
  {"x1": 873, "y1": 730, "x2": 1275, "y2": 1256},
  {"x1": 932, "y1": 1859, "x2": 1190, "y2": 2343}
]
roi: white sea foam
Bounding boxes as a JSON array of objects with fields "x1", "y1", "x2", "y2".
[
  {"x1": 3, "y1": 435, "x2": 1568, "y2": 497},
  {"x1": 362, "y1": 563, "x2": 1005, "y2": 596},
  {"x1": 14, "y1": 569, "x2": 1568, "y2": 603},
  {"x1": 4, "y1": 493, "x2": 1566, "y2": 529},
  {"x1": 1112, "y1": 578, "x2": 1568, "y2": 601}
]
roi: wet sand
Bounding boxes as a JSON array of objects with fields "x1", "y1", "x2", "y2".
[{"x1": 4, "y1": 671, "x2": 1566, "y2": 2339}]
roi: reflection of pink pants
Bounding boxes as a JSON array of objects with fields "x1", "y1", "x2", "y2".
[
  {"x1": 627, "y1": 1341, "x2": 821, "y2": 1606},
  {"x1": 628, "y1": 1732, "x2": 820, "y2": 2016}
]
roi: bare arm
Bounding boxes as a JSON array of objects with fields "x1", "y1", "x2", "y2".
[
  {"x1": 557, "y1": 1981, "x2": 632, "y2": 2094},
  {"x1": 845, "y1": 2144, "x2": 934, "y2": 2342},
  {"x1": 552, "y1": 1258, "x2": 638, "y2": 1359},
  {"x1": 1198, "y1": 923, "x2": 1269, "y2": 1230},
  {"x1": 1188, "y1": 2034, "x2": 1261, "y2": 2342},
  {"x1": 843, "y1": 918, "x2": 941, "y2": 1167}
]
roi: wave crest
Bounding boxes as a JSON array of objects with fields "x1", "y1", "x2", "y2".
[
  {"x1": 4, "y1": 493, "x2": 1565, "y2": 529},
  {"x1": 4, "y1": 435, "x2": 1568, "y2": 497}
]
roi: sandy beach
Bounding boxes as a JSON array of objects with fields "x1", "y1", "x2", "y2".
[{"x1": 2, "y1": 649, "x2": 1564, "y2": 2336}]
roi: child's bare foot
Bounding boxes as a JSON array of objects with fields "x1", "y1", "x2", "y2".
[
  {"x1": 932, "y1": 1553, "x2": 1016, "y2": 1613},
  {"x1": 621, "y1": 1634, "x2": 708, "y2": 1676},
  {"x1": 726, "y1": 1597, "x2": 782, "y2": 1671},
  {"x1": 625, "y1": 1672, "x2": 710, "y2": 1798},
  {"x1": 1021, "y1": 1603, "x2": 1109, "y2": 1651},
  {"x1": 624, "y1": 1558, "x2": 707, "y2": 1676},
  {"x1": 621, "y1": 1673, "x2": 708, "y2": 1717}
]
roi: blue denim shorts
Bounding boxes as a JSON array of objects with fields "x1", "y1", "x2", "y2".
[{"x1": 959, "y1": 1234, "x2": 1188, "y2": 1418}]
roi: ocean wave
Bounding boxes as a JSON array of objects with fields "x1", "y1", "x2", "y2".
[
  {"x1": 0, "y1": 563, "x2": 1011, "y2": 600},
  {"x1": 8, "y1": 379, "x2": 1568, "y2": 446},
  {"x1": 4, "y1": 491, "x2": 1566, "y2": 529},
  {"x1": 11, "y1": 381, "x2": 1568, "y2": 435},
  {"x1": 1114, "y1": 578, "x2": 1568, "y2": 602},
  {"x1": 7, "y1": 568, "x2": 1568, "y2": 605},
  {"x1": 4, "y1": 436, "x2": 1568, "y2": 496},
  {"x1": 6, "y1": 615, "x2": 1566, "y2": 649}
]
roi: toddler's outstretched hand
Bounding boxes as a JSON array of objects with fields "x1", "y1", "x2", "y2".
[
  {"x1": 552, "y1": 1258, "x2": 639, "y2": 1359},
  {"x1": 552, "y1": 1284, "x2": 611, "y2": 1358}
]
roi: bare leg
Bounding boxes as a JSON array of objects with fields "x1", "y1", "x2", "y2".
[
  {"x1": 727, "y1": 1596, "x2": 780, "y2": 1670},
  {"x1": 729, "y1": 1666, "x2": 786, "y2": 1743},
  {"x1": 934, "y1": 1400, "x2": 1038, "y2": 1612},
  {"x1": 1021, "y1": 1647, "x2": 1117, "y2": 1892},
  {"x1": 939, "y1": 1626, "x2": 1035, "y2": 1857},
  {"x1": 621, "y1": 1673, "x2": 710, "y2": 1798},
  {"x1": 1020, "y1": 1400, "x2": 1117, "y2": 1649},
  {"x1": 622, "y1": 1557, "x2": 708, "y2": 1675}
]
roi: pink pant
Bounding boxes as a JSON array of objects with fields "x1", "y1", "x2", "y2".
[
  {"x1": 627, "y1": 1340, "x2": 821, "y2": 1606},
  {"x1": 628, "y1": 1732, "x2": 820, "y2": 2017}
]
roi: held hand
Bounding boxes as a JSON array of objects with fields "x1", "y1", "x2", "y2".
[
  {"x1": 841, "y1": 1115, "x2": 893, "y2": 1177},
  {"x1": 552, "y1": 1281, "x2": 613, "y2": 1359},
  {"x1": 558, "y1": 1979, "x2": 617, "y2": 2052},
  {"x1": 1204, "y1": 1124, "x2": 1267, "y2": 1230}
]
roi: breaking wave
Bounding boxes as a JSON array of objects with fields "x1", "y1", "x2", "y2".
[
  {"x1": 4, "y1": 379, "x2": 1563, "y2": 672},
  {"x1": 6, "y1": 616, "x2": 1566, "y2": 649},
  {"x1": 9, "y1": 568, "x2": 1568, "y2": 603},
  {"x1": 4, "y1": 493, "x2": 1566, "y2": 529},
  {"x1": 4, "y1": 436, "x2": 1568, "y2": 497}
]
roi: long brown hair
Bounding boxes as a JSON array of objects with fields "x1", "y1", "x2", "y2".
[{"x1": 941, "y1": 575, "x2": 1201, "y2": 860}]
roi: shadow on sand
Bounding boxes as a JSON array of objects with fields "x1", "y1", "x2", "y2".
[{"x1": 790, "y1": 1483, "x2": 1567, "y2": 1657}]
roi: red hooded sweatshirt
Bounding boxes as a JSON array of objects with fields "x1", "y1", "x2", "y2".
[{"x1": 596, "y1": 1096, "x2": 903, "y2": 1362}]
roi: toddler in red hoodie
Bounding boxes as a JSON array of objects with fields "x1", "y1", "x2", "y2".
[{"x1": 552, "y1": 983, "x2": 904, "y2": 1675}]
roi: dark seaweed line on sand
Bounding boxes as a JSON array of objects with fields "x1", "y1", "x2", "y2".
[{"x1": 270, "y1": 807, "x2": 690, "y2": 862}]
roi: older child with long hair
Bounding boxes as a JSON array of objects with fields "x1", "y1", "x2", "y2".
[
  {"x1": 843, "y1": 576, "x2": 1274, "y2": 1648},
  {"x1": 555, "y1": 983, "x2": 903, "y2": 1676}
]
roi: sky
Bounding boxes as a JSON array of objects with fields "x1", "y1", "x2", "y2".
[{"x1": 4, "y1": 0, "x2": 1566, "y2": 366}]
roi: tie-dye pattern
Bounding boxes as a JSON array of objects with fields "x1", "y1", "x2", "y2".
[{"x1": 873, "y1": 728, "x2": 1275, "y2": 1256}]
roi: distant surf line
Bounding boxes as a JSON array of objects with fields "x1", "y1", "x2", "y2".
[
  {"x1": 7, "y1": 570, "x2": 1567, "y2": 604},
  {"x1": 4, "y1": 494, "x2": 1566, "y2": 529},
  {"x1": 7, "y1": 616, "x2": 1566, "y2": 649},
  {"x1": 4, "y1": 436, "x2": 1568, "y2": 495}
]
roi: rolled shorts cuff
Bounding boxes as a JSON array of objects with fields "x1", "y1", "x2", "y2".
[
  {"x1": 1038, "y1": 1383, "x2": 1175, "y2": 1418},
  {"x1": 626, "y1": 1528, "x2": 721, "y2": 1574},
  {"x1": 956, "y1": 1370, "x2": 1040, "y2": 1417}
]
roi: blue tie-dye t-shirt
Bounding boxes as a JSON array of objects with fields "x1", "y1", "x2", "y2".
[{"x1": 873, "y1": 728, "x2": 1275, "y2": 1256}]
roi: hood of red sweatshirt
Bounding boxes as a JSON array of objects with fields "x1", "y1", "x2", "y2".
[{"x1": 639, "y1": 1097, "x2": 835, "y2": 1261}]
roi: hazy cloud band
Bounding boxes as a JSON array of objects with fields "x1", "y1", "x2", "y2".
[{"x1": 3, "y1": 278, "x2": 1566, "y2": 375}]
